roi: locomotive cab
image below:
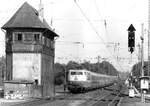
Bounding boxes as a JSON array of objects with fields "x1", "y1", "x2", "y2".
[
  {"x1": 68, "y1": 69, "x2": 90, "y2": 82},
  {"x1": 67, "y1": 69, "x2": 91, "y2": 93}
]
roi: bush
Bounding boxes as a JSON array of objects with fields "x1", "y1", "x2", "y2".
[{"x1": 54, "y1": 76, "x2": 64, "y2": 85}]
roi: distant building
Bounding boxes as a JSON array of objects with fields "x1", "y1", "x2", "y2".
[{"x1": 1, "y1": 2, "x2": 58, "y2": 99}]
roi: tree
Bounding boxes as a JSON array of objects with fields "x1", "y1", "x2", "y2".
[
  {"x1": 0, "y1": 56, "x2": 6, "y2": 86},
  {"x1": 53, "y1": 60, "x2": 118, "y2": 86},
  {"x1": 81, "y1": 61, "x2": 91, "y2": 70},
  {"x1": 66, "y1": 61, "x2": 82, "y2": 70},
  {"x1": 132, "y1": 61, "x2": 148, "y2": 77},
  {"x1": 54, "y1": 63, "x2": 65, "y2": 85}
]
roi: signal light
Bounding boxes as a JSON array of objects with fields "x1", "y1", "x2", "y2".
[
  {"x1": 128, "y1": 32, "x2": 135, "y2": 48},
  {"x1": 127, "y1": 24, "x2": 136, "y2": 54}
]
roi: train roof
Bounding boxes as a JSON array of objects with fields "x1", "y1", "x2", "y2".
[
  {"x1": 69, "y1": 69, "x2": 117, "y2": 77},
  {"x1": 69, "y1": 69, "x2": 90, "y2": 74},
  {"x1": 69, "y1": 69, "x2": 88, "y2": 72}
]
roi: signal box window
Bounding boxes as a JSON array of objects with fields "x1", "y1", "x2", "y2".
[
  {"x1": 51, "y1": 40, "x2": 55, "y2": 49},
  {"x1": 34, "y1": 34, "x2": 40, "y2": 41},
  {"x1": 14, "y1": 33, "x2": 23, "y2": 41},
  {"x1": 18, "y1": 33, "x2": 22, "y2": 41},
  {"x1": 34, "y1": 79, "x2": 38, "y2": 85}
]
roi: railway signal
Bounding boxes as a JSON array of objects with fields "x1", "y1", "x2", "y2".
[{"x1": 127, "y1": 24, "x2": 136, "y2": 54}]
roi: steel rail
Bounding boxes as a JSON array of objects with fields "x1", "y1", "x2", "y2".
[
  {"x1": 107, "y1": 93, "x2": 120, "y2": 106},
  {"x1": 88, "y1": 92, "x2": 114, "y2": 106},
  {"x1": 117, "y1": 97, "x2": 123, "y2": 106}
]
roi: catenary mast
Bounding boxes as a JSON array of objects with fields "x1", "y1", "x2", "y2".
[{"x1": 148, "y1": 0, "x2": 150, "y2": 76}]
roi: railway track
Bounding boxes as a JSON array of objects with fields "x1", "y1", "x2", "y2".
[
  {"x1": 79, "y1": 81, "x2": 126, "y2": 106},
  {"x1": 7, "y1": 81, "x2": 126, "y2": 106},
  {"x1": 79, "y1": 90, "x2": 122, "y2": 106},
  {"x1": 107, "y1": 93, "x2": 122, "y2": 106},
  {"x1": 10, "y1": 88, "x2": 110, "y2": 106}
]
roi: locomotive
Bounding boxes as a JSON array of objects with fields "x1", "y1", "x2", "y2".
[{"x1": 67, "y1": 69, "x2": 118, "y2": 93}]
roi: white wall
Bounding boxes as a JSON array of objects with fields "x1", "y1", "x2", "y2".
[{"x1": 13, "y1": 53, "x2": 41, "y2": 84}]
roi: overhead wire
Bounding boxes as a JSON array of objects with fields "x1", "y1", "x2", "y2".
[
  {"x1": 94, "y1": 0, "x2": 107, "y2": 28},
  {"x1": 74, "y1": 0, "x2": 125, "y2": 72},
  {"x1": 74, "y1": 0, "x2": 106, "y2": 44}
]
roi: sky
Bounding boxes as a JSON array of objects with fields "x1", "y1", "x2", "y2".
[{"x1": 0, "y1": 0, "x2": 149, "y2": 72}]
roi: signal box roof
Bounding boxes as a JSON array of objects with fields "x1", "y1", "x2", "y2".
[{"x1": 1, "y1": 2, "x2": 58, "y2": 37}]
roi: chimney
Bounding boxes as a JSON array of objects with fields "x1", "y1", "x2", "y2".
[{"x1": 38, "y1": 0, "x2": 44, "y2": 22}]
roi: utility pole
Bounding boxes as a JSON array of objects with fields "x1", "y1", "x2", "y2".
[
  {"x1": 138, "y1": 44, "x2": 141, "y2": 76},
  {"x1": 97, "y1": 55, "x2": 101, "y2": 63},
  {"x1": 50, "y1": 1, "x2": 54, "y2": 27},
  {"x1": 64, "y1": 66, "x2": 67, "y2": 94},
  {"x1": 138, "y1": 44, "x2": 141, "y2": 62},
  {"x1": 148, "y1": 0, "x2": 150, "y2": 76},
  {"x1": 97, "y1": 56, "x2": 101, "y2": 72},
  {"x1": 141, "y1": 23, "x2": 145, "y2": 103},
  {"x1": 141, "y1": 23, "x2": 144, "y2": 77}
]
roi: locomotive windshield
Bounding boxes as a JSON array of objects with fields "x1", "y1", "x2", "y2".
[{"x1": 71, "y1": 71, "x2": 83, "y2": 75}]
